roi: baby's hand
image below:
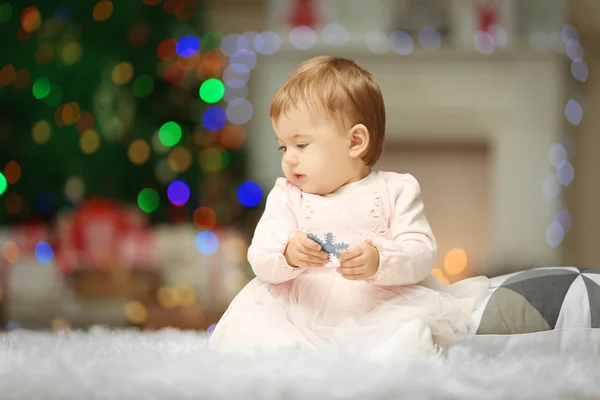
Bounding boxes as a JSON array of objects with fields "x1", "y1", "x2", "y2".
[
  {"x1": 337, "y1": 241, "x2": 380, "y2": 280},
  {"x1": 284, "y1": 232, "x2": 330, "y2": 268}
]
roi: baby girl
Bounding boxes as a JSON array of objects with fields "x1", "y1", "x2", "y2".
[{"x1": 209, "y1": 56, "x2": 490, "y2": 360}]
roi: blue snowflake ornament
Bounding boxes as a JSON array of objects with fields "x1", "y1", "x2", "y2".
[{"x1": 306, "y1": 232, "x2": 349, "y2": 258}]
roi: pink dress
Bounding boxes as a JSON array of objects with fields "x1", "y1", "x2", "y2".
[{"x1": 209, "y1": 171, "x2": 490, "y2": 360}]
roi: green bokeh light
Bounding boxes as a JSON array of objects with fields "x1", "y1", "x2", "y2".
[
  {"x1": 0, "y1": 173, "x2": 7, "y2": 196},
  {"x1": 158, "y1": 121, "x2": 182, "y2": 147},
  {"x1": 199, "y1": 79, "x2": 225, "y2": 104},
  {"x1": 137, "y1": 188, "x2": 159, "y2": 213},
  {"x1": 44, "y1": 84, "x2": 63, "y2": 107},
  {"x1": 0, "y1": 3, "x2": 13, "y2": 23},
  {"x1": 202, "y1": 31, "x2": 224, "y2": 51},
  {"x1": 132, "y1": 75, "x2": 154, "y2": 98},
  {"x1": 32, "y1": 77, "x2": 51, "y2": 99}
]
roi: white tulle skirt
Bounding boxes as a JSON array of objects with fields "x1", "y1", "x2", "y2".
[{"x1": 209, "y1": 268, "x2": 490, "y2": 361}]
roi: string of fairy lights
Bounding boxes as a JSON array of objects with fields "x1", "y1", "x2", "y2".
[{"x1": 544, "y1": 25, "x2": 584, "y2": 249}]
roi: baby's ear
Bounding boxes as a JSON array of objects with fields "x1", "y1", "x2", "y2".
[{"x1": 348, "y1": 124, "x2": 370, "y2": 160}]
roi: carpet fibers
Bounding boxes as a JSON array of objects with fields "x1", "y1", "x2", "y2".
[{"x1": 0, "y1": 327, "x2": 598, "y2": 400}]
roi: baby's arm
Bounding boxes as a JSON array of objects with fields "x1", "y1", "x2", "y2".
[
  {"x1": 247, "y1": 178, "x2": 305, "y2": 284},
  {"x1": 368, "y1": 174, "x2": 437, "y2": 286}
]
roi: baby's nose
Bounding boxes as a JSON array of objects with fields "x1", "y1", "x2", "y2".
[{"x1": 284, "y1": 153, "x2": 298, "y2": 165}]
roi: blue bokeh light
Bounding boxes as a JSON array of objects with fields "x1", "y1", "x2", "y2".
[
  {"x1": 555, "y1": 209, "x2": 572, "y2": 233},
  {"x1": 565, "y1": 99, "x2": 583, "y2": 125},
  {"x1": 226, "y1": 98, "x2": 253, "y2": 125},
  {"x1": 220, "y1": 34, "x2": 241, "y2": 56},
  {"x1": 237, "y1": 181, "x2": 263, "y2": 207},
  {"x1": 230, "y1": 49, "x2": 257, "y2": 74},
  {"x1": 418, "y1": 26, "x2": 441, "y2": 50},
  {"x1": 202, "y1": 106, "x2": 227, "y2": 131},
  {"x1": 35, "y1": 241, "x2": 54, "y2": 264},
  {"x1": 176, "y1": 35, "x2": 200, "y2": 57},
  {"x1": 195, "y1": 231, "x2": 219, "y2": 255},
  {"x1": 556, "y1": 160, "x2": 575, "y2": 186},
  {"x1": 571, "y1": 60, "x2": 588, "y2": 83},
  {"x1": 389, "y1": 31, "x2": 413, "y2": 55},
  {"x1": 167, "y1": 180, "x2": 191, "y2": 206},
  {"x1": 256, "y1": 31, "x2": 282, "y2": 55},
  {"x1": 545, "y1": 221, "x2": 564, "y2": 248}
]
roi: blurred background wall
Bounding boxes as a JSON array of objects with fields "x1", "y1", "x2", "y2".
[{"x1": 0, "y1": 0, "x2": 597, "y2": 332}]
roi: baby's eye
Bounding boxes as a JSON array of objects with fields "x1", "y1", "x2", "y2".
[
  {"x1": 278, "y1": 145, "x2": 287, "y2": 152},
  {"x1": 297, "y1": 143, "x2": 309, "y2": 149}
]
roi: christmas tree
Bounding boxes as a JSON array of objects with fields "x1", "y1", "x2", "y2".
[{"x1": 0, "y1": 0, "x2": 258, "y2": 232}]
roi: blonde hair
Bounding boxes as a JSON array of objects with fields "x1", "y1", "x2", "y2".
[{"x1": 269, "y1": 56, "x2": 386, "y2": 166}]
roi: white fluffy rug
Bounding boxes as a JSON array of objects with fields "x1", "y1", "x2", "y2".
[{"x1": 0, "y1": 327, "x2": 598, "y2": 400}]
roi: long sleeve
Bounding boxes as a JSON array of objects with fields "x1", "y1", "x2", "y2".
[
  {"x1": 247, "y1": 178, "x2": 305, "y2": 284},
  {"x1": 368, "y1": 173, "x2": 437, "y2": 287}
]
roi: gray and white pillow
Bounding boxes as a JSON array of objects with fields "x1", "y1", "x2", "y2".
[{"x1": 472, "y1": 267, "x2": 600, "y2": 335}]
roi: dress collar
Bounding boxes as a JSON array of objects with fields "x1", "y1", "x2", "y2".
[{"x1": 325, "y1": 170, "x2": 377, "y2": 198}]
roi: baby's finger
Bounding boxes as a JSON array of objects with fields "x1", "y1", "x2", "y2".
[
  {"x1": 300, "y1": 259, "x2": 328, "y2": 268},
  {"x1": 300, "y1": 253, "x2": 329, "y2": 265},
  {"x1": 338, "y1": 248, "x2": 362, "y2": 263},
  {"x1": 301, "y1": 247, "x2": 329, "y2": 260},
  {"x1": 337, "y1": 265, "x2": 366, "y2": 276},
  {"x1": 300, "y1": 234, "x2": 322, "y2": 251},
  {"x1": 339, "y1": 255, "x2": 365, "y2": 268}
]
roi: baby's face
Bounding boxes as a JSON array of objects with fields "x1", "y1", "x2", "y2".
[{"x1": 273, "y1": 106, "x2": 356, "y2": 195}]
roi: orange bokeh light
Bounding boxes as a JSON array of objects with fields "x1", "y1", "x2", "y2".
[
  {"x1": 4, "y1": 161, "x2": 21, "y2": 184},
  {"x1": 176, "y1": 54, "x2": 201, "y2": 71},
  {"x1": 193, "y1": 206, "x2": 217, "y2": 230},
  {"x1": 164, "y1": 63, "x2": 185, "y2": 85},
  {"x1": 93, "y1": 1, "x2": 114, "y2": 21},
  {"x1": 0, "y1": 64, "x2": 16, "y2": 86},
  {"x1": 54, "y1": 105, "x2": 66, "y2": 127},
  {"x1": 202, "y1": 51, "x2": 223, "y2": 76},
  {"x1": 220, "y1": 125, "x2": 246, "y2": 149},
  {"x1": 21, "y1": 7, "x2": 42, "y2": 33},
  {"x1": 76, "y1": 111, "x2": 96, "y2": 133},
  {"x1": 157, "y1": 39, "x2": 177, "y2": 61},
  {"x1": 62, "y1": 102, "x2": 81, "y2": 125},
  {"x1": 2, "y1": 241, "x2": 20, "y2": 264},
  {"x1": 444, "y1": 248, "x2": 468, "y2": 276}
]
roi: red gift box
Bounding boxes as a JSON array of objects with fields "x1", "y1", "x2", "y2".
[{"x1": 56, "y1": 198, "x2": 155, "y2": 272}]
